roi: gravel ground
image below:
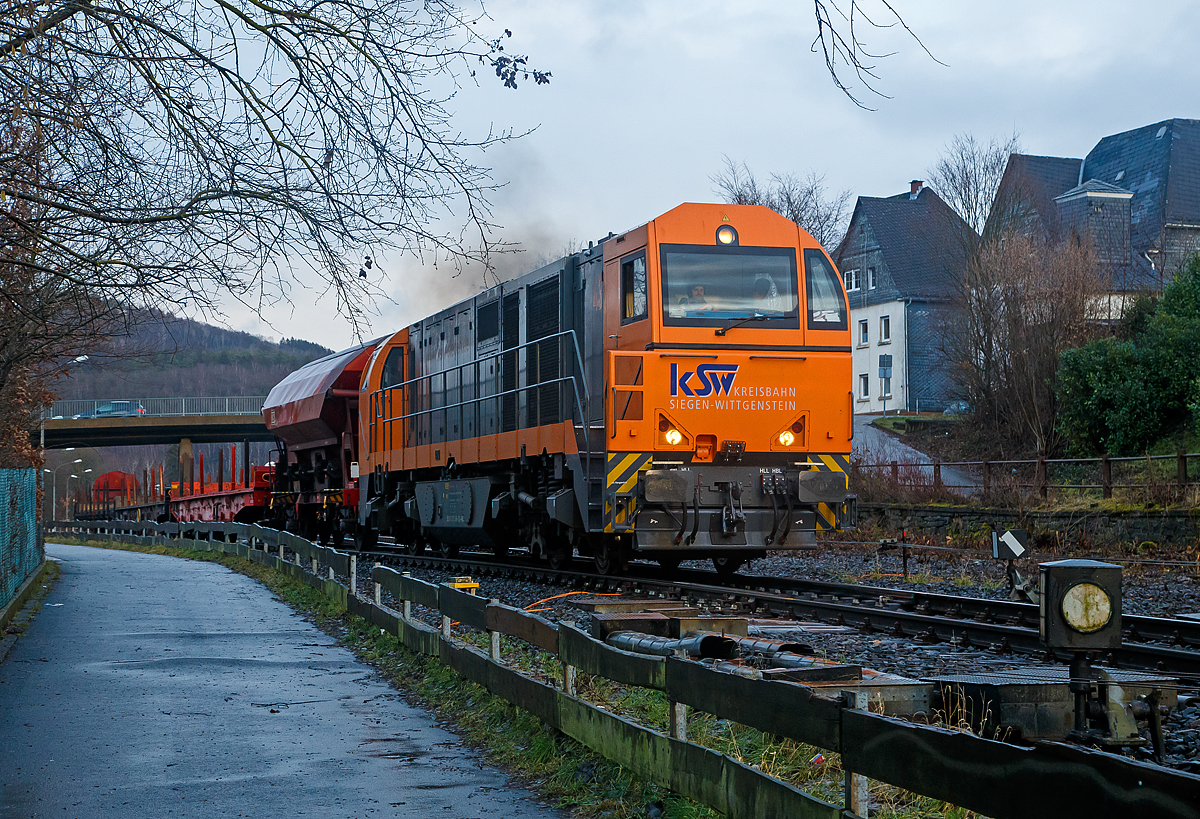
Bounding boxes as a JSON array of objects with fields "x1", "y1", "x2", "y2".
[{"x1": 346, "y1": 542, "x2": 1200, "y2": 772}]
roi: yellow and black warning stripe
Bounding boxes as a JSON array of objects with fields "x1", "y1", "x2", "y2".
[
  {"x1": 808, "y1": 453, "x2": 849, "y2": 530},
  {"x1": 604, "y1": 452, "x2": 651, "y2": 532}
]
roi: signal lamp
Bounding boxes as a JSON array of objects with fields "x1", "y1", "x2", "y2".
[
  {"x1": 778, "y1": 430, "x2": 795, "y2": 447},
  {"x1": 791, "y1": 420, "x2": 804, "y2": 434},
  {"x1": 659, "y1": 418, "x2": 670, "y2": 432},
  {"x1": 1060, "y1": 582, "x2": 1113, "y2": 633},
  {"x1": 664, "y1": 429, "x2": 683, "y2": 446},
  {"x1": 715, "y1": 225, "x2": 739, "y2": 246}
]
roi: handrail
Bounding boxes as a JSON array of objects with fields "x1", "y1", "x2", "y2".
[{"x1": 369, "y1": 329, "x2": 593, "y2": 472}]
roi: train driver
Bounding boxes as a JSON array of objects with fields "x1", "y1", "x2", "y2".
[{"x1": 677, "y1": 283, "x2": 715, "y2": 313}]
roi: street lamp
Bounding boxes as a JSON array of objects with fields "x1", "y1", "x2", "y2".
[
  {"x1": 44, "y1": 458, "x2": 83, "y2": 522},
  {"x1": 66, "y1": 469, "x2": 94, "y2": 520}
]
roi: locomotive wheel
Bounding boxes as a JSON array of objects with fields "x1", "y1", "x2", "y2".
[
  {"x1": 353, "y1": 525, "x2": 377, "y2": 551},
  {"x1": 437, "y1": 541, "x2": 460, "y2": 558},
  {"x1": 712, "y1": 556, "x2": 745, "y2": 576},
  {"x1": 594, "y1": 539, "x2": 621, "y2": 575},
  {"x1": 548, "y1": 545, "x2": 570, "y2": 570}
]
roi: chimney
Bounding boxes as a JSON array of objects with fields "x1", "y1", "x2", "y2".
[{"x1": 909, "y1": 180, "x2": 923, "y2": 199}]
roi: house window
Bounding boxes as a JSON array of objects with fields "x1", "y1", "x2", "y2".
[
  {"x1": 858, "y1": 319, "x2": 869, "y2": 345},
  {"x1": 881, "y1": 375, "x2": 892, "y2": 397},
  {"x1": 868, "y1": 267, "x2": 877, "y2": 290},
  {"x1": 844, "y1": 269, "x2": 860, "y2": 292},
  {"x1": 859, "y1": 374, "x2": 869, "y2": 399},
  {"x1": 880, "y1": 315, "x2": 890, "y2": 342}
]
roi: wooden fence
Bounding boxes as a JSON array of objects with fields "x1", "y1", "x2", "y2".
[
  {"x1": 47, "y1": 519, "x2": 1200, "y2": 819},
  {"x1": 855, "y1": 451, "x2": 1200, "y2": 499}
]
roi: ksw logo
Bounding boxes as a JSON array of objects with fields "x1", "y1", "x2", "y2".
[{"x1": 670, "y1": 363, "x2": 739, "y2": 397}]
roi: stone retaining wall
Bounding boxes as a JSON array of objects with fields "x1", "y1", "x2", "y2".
[{"x1": 859, "y1": 502, "x2": 1200, "y2": 547}]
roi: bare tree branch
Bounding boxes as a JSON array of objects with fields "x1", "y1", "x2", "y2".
[
  {"x1": 0, "y1": 0, "x2": 548, "y2": 464},
  {"x1": 811, "y1": 0, "x2": 943, "y2": 109},
  {"x1": 712, "y1": 156, "x2": 852, "y2": 249}
]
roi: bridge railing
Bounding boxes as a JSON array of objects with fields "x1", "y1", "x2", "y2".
[{"x1": 46, "y1": 396, "x2": 267, "y2": 419}]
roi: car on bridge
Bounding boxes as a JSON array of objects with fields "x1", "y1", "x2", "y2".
[{"x1": 72, "y1": 401, "x2": 147, "y2": 419}]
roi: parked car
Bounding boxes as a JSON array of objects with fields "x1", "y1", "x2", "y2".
[
  {"x1": 942, "y1": 400, "x2": 971, "y2": 416},
  {"x1": 73, "y1": 401, "x2": 147, "y2": 419}
]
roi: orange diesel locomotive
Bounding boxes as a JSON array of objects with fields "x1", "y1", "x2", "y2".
[{"x1": 355, "y1": 203, "x2": 855, "y2": 573}]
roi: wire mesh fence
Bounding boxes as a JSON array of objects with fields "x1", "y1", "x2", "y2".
[
  {"x1": 45, "y1": 397, "x2": 266, "y2": 419},
  {"x1": 1, "y1": 469, "x2": 41, "y2": 612}
]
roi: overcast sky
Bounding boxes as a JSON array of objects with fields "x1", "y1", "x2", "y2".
[{"x1": 224, "y1": 0, "x2": 1200, "y2": 351}]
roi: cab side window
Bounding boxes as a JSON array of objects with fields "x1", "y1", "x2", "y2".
[
  {"x1": 381, "y1": 347, "x2": 404, "y2": 387},
  {"x1": 621, "y1": 253, "x2": 647, "y2": 323}
]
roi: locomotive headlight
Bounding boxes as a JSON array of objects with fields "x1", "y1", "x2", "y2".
[
  {"x1": 1060, "y1": 582, "x2": 1112, "y2": 633},
  {"x1": 778, "y1": 430, "x2": 795, "y2": 446},
  {"x1": 664, "y1": 428, "x2": 683, "y2": 446},
  {"x1": 715, "y1": 225, "x2": 739, "y2": 246}
]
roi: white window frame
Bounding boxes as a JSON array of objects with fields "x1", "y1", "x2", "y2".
[
  {"x1": 858, "y1": 319, "x2": 869, "y2": 346},
  {"x1": 844, "y1": 269, "x2": 860, "y2": 292},
  {"x1": 880, "y1": 315, "x2": 891, "y2": 343},
  {"x1": 859, "y1": 373, "x2": 869, "y2": 399},
  {"x1": 868, "y1": 267, "x2": 877, "y2": 290}
]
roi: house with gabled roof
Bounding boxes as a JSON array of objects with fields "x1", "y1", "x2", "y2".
[
  {"x1": 989, "y1": 118, "x2": 1200, "y2": 292},
  {"x1": 834, "y1": 182, "x2": 974, "y2": 414}
]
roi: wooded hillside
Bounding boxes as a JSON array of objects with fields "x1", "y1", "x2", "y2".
[{"x1": 54, "y1": 316, "x2": 334, "y2": 400}]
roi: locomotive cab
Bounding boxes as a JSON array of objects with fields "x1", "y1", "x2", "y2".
[{"x1": 600, "y1": 203, "x2": 854, "y2": 572}]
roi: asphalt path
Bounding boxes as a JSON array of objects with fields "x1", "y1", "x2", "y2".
[
  {"x1": 853, "y1": 414, "x2": 980, "y2": 493},
  {"x1": 0, "y1": 543, "x2": 565, "y2": 819}
]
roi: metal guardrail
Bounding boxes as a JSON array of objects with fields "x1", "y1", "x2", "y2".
[
  {"x1": 46, "y1": 519, "x2": 1200, "y2": 819},
  {"x1": 45, "y1": 397, "x2": 267, "y2": 419}
]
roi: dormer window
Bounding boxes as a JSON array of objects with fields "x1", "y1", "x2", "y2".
[{"x1": 844, "y1": 269, "x2": 860, "y2": 291}]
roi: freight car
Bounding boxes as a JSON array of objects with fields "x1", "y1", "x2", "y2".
[
  {"x1": 261, "y1": 338, "x2": 384, "y2": 542},
  {"x1": 354, "y1": 203, "x2": 856, "y2": 574}
]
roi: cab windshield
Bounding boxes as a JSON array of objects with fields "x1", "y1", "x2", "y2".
[{"x1": 661, "y1": 244, "x2": 799, "y2": 328}]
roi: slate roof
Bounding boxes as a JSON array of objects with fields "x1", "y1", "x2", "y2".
[
  {"x1": 988, "y1": 154, "x2": 1083, "y2": 236},
  {"x1": 1082, "y1": 118, "x2": 1200, "y2": 249},
  {"x1": 836, "y1": 186, "x2": 974, "y2": 300},
  {"x1": 1055, "y1": 179, "x2": 1133, "y2": 199}
]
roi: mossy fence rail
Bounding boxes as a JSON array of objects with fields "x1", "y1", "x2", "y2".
[{"x1": 47, "y1": 519, "x2": 1200, "y2": 819}]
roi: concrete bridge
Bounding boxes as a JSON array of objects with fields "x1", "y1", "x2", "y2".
[{"x1": 37, "y1": 397, "x2": 272, "y2": 449}]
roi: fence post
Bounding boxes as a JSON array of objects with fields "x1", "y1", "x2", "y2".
[
  {"x1": 1178, "y1": 449, "x2": 1188, "y2": 488},
  {"x1": 933, "y1": 462, "x2": 942, "y2": 491},
  {"x1": 843, "y1": 690, "x2": 870, "y2": 818},
  {"x1": 350, "y1": 555, "x2": 357, "y2": 598},
  {"x1": 374, "y1": 562, "x2": 382, "y2": 606},
  {"x1": 983, "y1": 460, "x2": 991, "y2": 493},
  {"x1": 1036, "y1": 457, "x2": 1047, "y2": 499},
  {"x1": 490, "y1": 629, "x2": 501, "y2": 661},
  {"x1": 890, "y1": 460, "x2": 898, "y2": 482},
  {"x1": 669, "y1": 700, "x2": 687, "y2": 741},
  {"x1": 563, "y1": 661, "x2": 577, "y2": 695},
  {"x1": 1102, "y1": 454, "x2": 1112, "y2": 499}
]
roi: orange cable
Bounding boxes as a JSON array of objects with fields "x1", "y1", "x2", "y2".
[{"x1": 523, "y1": 590, "x2": 623, "y2": 611}]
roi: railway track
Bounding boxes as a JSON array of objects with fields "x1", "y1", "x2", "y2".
[{"x1": 359, "y1": 544, "x2": 1200, "y2": 683}]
